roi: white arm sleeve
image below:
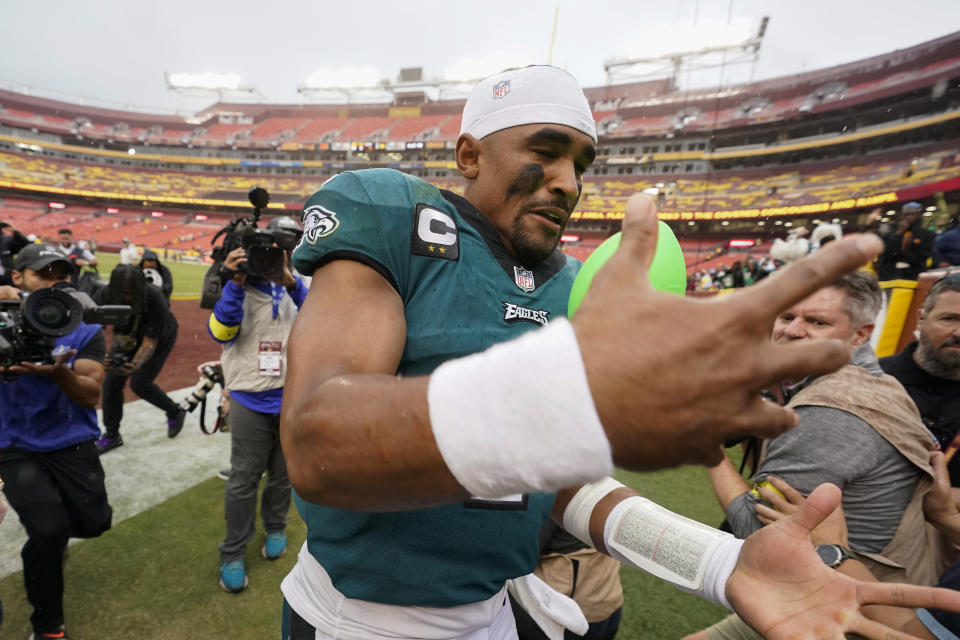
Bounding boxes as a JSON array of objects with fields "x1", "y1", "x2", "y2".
[{"x1": 562, "y1": 480, "x2": 742, "y2": 610}]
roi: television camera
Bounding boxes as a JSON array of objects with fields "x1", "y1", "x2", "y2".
[
  {"x1": 201, "y1": 187, "x2": 303, "y2": 308},
  {"x1": 0, "y1": 283, "x2": 130, "y2": 379}
]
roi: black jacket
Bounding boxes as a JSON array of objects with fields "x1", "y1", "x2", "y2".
[
  {"x1": 139, "y1": 250, "x2": 173, "y2": 302},
  {"x1": 0, "y1": 229, "x2": 30, "y2": 286},
  {"x1": 880, "y1": 341, "x2": 960, "y2": 484},
  {"x1": 877, "y1": 222, "x2": 936, "y2": 280}
]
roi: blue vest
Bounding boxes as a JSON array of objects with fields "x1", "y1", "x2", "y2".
[{"x1": 0, "y1": 322, "x2": 102, "y2": 451}]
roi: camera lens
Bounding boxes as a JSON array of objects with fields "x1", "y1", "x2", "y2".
[
  {"x1": 34, "y1": 298, "x2": 69, "y2": 327},
  {"x1": 246, "y1": 245, "x2": 282, "y2": 278},
  {"x1": 23, "y1": 288, "x2": 82, "y2": 337}
]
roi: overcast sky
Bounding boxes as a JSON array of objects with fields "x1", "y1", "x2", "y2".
[{"x1": 2, "y1": 0, "x2": 959, "y2": 114}]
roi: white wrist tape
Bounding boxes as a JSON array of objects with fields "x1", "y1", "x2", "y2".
[
  {"x1": 562, "y1": 477, "x2": 626, "y2": 547},
  {"x1": 428, "y1": 318, "x2": 613, "y2": 498},
  {"x1": 603, "y1": 497, "x2": 743, "y2": 610}
]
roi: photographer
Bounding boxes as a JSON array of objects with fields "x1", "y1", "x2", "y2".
[
  {"x1": 0, "y1": 244, "x2": 112, "y2": 640},
  {"x1": 207, "y1": 215, "x2": 306, "y2": 593},
  {"x1": 94, "y1": 264, "x2": 184, "y2": 453}
]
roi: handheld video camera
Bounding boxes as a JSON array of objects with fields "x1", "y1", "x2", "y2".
[
  {"x1": 201, "y1": 187, "x2": 302, "y2": 308},
  {"x1": 0, "y1": 283, "x2": 131, "y2": 378},
  {"x1": 106, "y1": 345, "x2": 133, "y2": 369}
]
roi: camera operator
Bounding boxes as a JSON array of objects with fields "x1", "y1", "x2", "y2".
[
  {"x1": 207, "y1": 216, "x2": 306, "y2": 593},
  {"x1": 0, "y1": 220, "x2": 30, "y2": 286},
  {"x1": 94, "y1": 264, "x2": 184, "y2": 453},
  {"x1": 0, "y1": 244, "x2": 112, "y2": 640}
]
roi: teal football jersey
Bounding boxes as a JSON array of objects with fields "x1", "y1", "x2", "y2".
[{"x1": 291, "y1": 168, "x2": 581, "y2": 607}]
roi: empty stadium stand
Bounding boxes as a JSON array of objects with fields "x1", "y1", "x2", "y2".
[
  {"x1": 2, "y1": 31, "x2": 957, "y2": 151},
  {"x1": 1, "y1": 30, "x2": 959, "y2": 267}
]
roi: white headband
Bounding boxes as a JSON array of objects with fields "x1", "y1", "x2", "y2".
[{"x1": 460, "y1": 65, "x2": 597, "y2": 144}]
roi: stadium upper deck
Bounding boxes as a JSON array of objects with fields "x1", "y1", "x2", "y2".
[
  {"x1": 0, "y1": 30, "x2": 958, "y2": 240},
  {"x1": 1, "y1": 30, "x2": 958, "y2": 150}
]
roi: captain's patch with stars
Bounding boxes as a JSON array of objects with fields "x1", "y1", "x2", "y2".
[{"x1": 411, "y1": 203, "x2": 459, "y2": 260}]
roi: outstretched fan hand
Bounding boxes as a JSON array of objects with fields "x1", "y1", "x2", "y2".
[{"x1": 728, "y1": 483, "x2": 960, "y2": 639}]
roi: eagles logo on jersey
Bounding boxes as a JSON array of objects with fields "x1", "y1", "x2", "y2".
[
  {"x1": 502, "y1": 302, "x2": 550, "y2": 326},
  {"x1": 303, "y1": 205, "x2": 340, "y2": 244}
]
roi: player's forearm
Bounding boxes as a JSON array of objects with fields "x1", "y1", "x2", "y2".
[
  {"x1": 281, "y1": 373, "x2": 468, "y2": 511},
  {"x1": 552, "y1": 483, "x2": 638, "y2": 552},
  {"x1": 50, "y1": 366, "x2": 102, "y2": 408},
  {"x1": 554, "y1": 478, "x2": 741, "y2": 609}
]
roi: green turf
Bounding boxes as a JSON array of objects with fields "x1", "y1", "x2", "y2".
[
  {"x1": 0, "y1": 478, "x2": 307, "y2": 639},
  {"x1": 93, "y1": 252, "x2": 209, "y2": 297},
  {"x1": 0, "y1": 464, "x2": 744, "y2": 639},
  {"x1": 614, "y1": 465, "x2": 731, "y2": 638}
]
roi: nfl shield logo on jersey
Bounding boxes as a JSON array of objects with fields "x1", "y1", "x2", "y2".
[
  {"x1": 513, "y1": 266, "x2": 535, "y2": 292},
  {"x1": 493, "y1": 80, "x2": 510, "y2": 99}
]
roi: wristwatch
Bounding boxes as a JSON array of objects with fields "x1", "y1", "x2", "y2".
[{"x1": 815, "y1": 544, "x2": 855, "y2": 568}]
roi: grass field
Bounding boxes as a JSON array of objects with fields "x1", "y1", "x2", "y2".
[
  {"x1": 0, "y1": 463, "x2": 736, "y2": 639},
  {"x1": 93, "y1": 252, "x2": 209, "y2": 298}
]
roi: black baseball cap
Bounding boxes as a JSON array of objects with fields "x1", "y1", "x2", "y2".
[{"x1": 14, "y1": 243, "x2": 74, "y2": 272}]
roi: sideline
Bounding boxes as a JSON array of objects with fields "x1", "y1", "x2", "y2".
[{"x1": 0, "y1": 387, "x2": 230, "y2": 579}]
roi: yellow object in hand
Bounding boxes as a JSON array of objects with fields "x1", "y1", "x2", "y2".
[{"x1": 750, "y1": 479, "x2": 786, "y2": 508}]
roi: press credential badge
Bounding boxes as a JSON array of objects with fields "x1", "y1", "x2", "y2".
[{"x1": 258, "y1": 341, "x2": 282, "y2": 377}]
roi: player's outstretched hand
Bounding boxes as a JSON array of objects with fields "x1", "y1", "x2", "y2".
[
  {"x1": 571, "y1": 194, "x2": 882, "y2": 469},
  {"x1": 729, "y1": 483, "x2": 960, "y2": 639}
]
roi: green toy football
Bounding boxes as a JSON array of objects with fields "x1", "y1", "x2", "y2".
[{"x1": 568, "y1": 221, "x2": 686, "y2": 316}]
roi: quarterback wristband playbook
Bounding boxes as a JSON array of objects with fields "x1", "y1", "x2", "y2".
[
  {"x1": 563, "y1": 480, "x2": 742, "y2": 610},
  {"x1": 428, "y1": 318, "x2": 613, "y2": 497}
]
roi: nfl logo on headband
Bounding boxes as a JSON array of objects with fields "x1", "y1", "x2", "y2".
[{"x1": 460, "y1": 66, "x2": 597, "y2": 143}]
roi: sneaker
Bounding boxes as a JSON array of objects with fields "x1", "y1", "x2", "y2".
[
  {"x1": 29, "y1": 628, "x2": 70, "y2": 639},
  {"x1": 216, "y1": 468, "x2": 231, "y2": 481},
  {"x1": 167, "y1": 408, "x2": 186, "y2": 439},
  {"x1": 262, "y1": 531, "x2": 287, "y2": 560},
  {"x1": 219, "y1": 560, "x2": 247, "y2": 593},
  {"x1": 96, "y1": 434, "x2": 122, "y2": 454}
]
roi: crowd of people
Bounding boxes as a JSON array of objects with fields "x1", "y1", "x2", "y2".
[
  {"x1": 0, "y1": 65, "x2": 958, "y2": 640},
  {"x1": 688, "y1": 257, "x2": 777, "y2": 292}
]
